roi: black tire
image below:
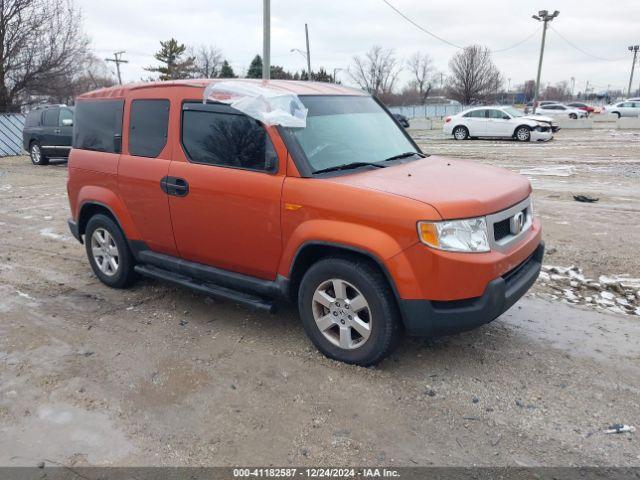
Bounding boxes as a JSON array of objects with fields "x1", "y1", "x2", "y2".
[
  {"x1": 298, "y1": 256, "x2": 401, "y2": 366},
  {"x1": 569, "y1": 113, "x2": 577, "y2": 120},
  {"x1": 29, "y1": 141, "x2": 49, "y2": 166},
  {"x1": 85, "y1": 214, "x2": 136, "y2": 289},
  {"x1": 514, "y1": 126, "x2": 531, "y2": 142},
  {"x1": 452, "y1": 126, "x2": 469, "y2": 140}
]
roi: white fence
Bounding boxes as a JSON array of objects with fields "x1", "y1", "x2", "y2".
[
  {"x1": 389, "y1": 103, "x2": 463, "y2": 119},
  {"x1": 0, "y1": 113, "x2": 26, "y2": 156}
]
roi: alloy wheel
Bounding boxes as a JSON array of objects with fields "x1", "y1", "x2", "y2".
[
  {"x1": 454, "y1": 127, "x2": 467, "y2": 140},
  {"x1": 91, "y1": 228, "x2": 120, "y2": 277},
  {"x1": 311, "y1": 278, "x2": 372, "y2": 350},
  {"x1": 31, "y1": 145, "x2": 41, "y2": 164},
  {"x1": 516, "y1": 127, "x2": 530, "y2": 141}
]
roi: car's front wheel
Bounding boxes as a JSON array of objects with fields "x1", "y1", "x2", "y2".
[
  {"x1": 298, "y1": 257, "x2": 401, "y2": 366},
  {"x1": 569, "y1": 113, "x2": 578, "y2": 119},
  {"x1": 29, "y1": 142, "x2": 49, "y2": 166},
  {"x1": 515, "y1": 126, "x2": 531, "y2": 142},
  {"x1": 85, "y1": 214, "x2": 136, "y2": 288},
  {"x1": 453, "y1": 126, "x2": 469, "y2": 140}
]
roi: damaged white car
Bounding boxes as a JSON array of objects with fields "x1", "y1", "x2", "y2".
[{"x1": 444, "y1": 106, "x2": 558, "y2": 142}]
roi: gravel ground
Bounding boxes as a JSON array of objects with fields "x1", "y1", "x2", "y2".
[{"x1": 0, "y1": 127, "x2": 639, "y2": 467}]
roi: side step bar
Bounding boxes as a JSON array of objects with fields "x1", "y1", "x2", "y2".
[{"x1": 134, "y1": 264, "x2": 277, "y2": 313}]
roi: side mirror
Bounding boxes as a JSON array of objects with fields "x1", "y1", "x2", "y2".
[
  {"x1": 62, "y1": 118, "x2": 73, "y2": 126},
  {"x1": 503, "y1": 115, "x2": 511, "y2": 120}
]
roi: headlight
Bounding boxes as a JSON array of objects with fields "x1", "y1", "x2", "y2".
[{"x1": 418, "y1": 217, "x2": 490, "y2": 253}]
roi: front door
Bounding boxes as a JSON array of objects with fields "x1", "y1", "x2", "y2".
[
  {"x1": 487, "y1": 109, "x2": 513, "y2": 136},
  {"x1": 167, "y1": 102, "x2": 285, "y2": 280}
]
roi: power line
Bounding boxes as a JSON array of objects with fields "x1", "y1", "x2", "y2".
[
  {"x1": 492, "y1": 27, "x2": 541, "y2": 53},
  {"x1": 381, "y1": 0, "x2": 463, "y2": 49},
  {"x1": 382, "y1": 0, "x2": 543, "y2": 53},
  {"x1": 548, "y1": 26, "x2": 627, "y2": 62}
]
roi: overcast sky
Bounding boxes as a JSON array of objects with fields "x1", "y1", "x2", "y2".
[{"x1": 78, "y1": 0, "x2": 640, "y2": 94}]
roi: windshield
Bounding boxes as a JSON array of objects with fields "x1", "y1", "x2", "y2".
[
  {"x1": 503, "y1": 106, "x2": 524, "y2": 118},
  {"x1": 285, "y1": 96, "x2": 418, "y2": 173}
]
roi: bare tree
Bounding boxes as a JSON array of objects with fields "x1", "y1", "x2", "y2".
[
  {"x1": 0, "y1": 0, "x2": 89, "y2": 111},
  {"x1": 406, "y1": 52, "x2": 434, "y2": 104},
  {"x1": 44, "y1": 54, "x2": 116, "y2": 104},
  {"x1": 190, "y1": 45, "x2": 223, "y2": 78},
  {"x1": 447, "y1": 45, "x2": 503, "y2": 105},
  {"x1": 348, "y1": 46, "x2": 401, "y2": 96}
]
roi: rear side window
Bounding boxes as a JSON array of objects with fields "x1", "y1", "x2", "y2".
[
  {"x1": 59, "y1": 108, "x2": 73, "y2": 126},
  {"x1": 464, "y1": 110, "x2": 487, "y2": 118},
  {"x1": 43, "y1": 108, "x2": 59, "y2": 127},
  {"x1": 181, "y1": 109, "x2": 277, "y2": 172},
  {"x1": 128, "y1": 100, "x2": 170, "y2": 158},
  {"x1": 25, "y1": 110, "x2": 41, "y2": 127},
  {"x1": 74, "y1": 100, "x2": 124, "y2": 153},
  {"x1": 488, "y1": 110, "x2": 506, "y2": 119}
]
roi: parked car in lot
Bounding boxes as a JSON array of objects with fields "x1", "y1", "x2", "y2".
[
  {"x1": 566, "y1": 102, "x2": 596, "y2": 114},
  {"x1": 535, "y1": 104, "x2": 588, "y2": 119},
  {"x1": 22, "y1": 104, "x2": 74, "y2": 165},
  {"x1": 67, "y1": 80, "x2": 543, "y2": 366},
  {"x1": 392, "y1": 113, "x2": 410, "y2": 128},
  {"x1": 605, "y1": 101, "x2": 640, "y2": 118},
  {"x1": 443, "y1": 106, "x2": 558, "y2": 142}
]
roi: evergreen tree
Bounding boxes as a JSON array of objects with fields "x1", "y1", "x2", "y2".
[
  {"x1": 145, "y1": 38, "x2": 195, "y2": 80},
  {"x1": 219, "y1": 60, "x2": 237, "y2": 78},
  {"x1": 247, "y1": 55, "x2": 263, "y2": 78}
]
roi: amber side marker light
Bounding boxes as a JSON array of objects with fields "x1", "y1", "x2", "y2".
[
  {"x1": 419, "y1": 222, "x2": 440, "y2": 248},
  {"x1": 284, "y1": 203, "x2": 303, "y2": 211}
]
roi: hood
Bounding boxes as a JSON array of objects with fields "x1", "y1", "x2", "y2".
[
  {"x1": 329, "y1": 156, "x2": 531, "y2": 219},
  {"x1": 522, "y1": 114, "x2": 555, "y2": 124}
]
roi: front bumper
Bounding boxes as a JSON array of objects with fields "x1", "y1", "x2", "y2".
[
  {"x1": 399, "y1": 241, "x2": 544, "y2": 336},
  {"x1": 530, "y1": 130, "x2": 554, "y2": 142}
]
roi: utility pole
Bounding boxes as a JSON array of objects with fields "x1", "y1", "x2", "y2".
[
  {"x1": 332, "y1": 68, "x2": 342, "y2": 83},
  {"x1": 628, "y1": 45, "x2": 639, "y2": 97},
  {"x1": 585, "y1": 80, "x2": 590, "y2": 99},
  {"x1": 263, "y1": 0, "x2": 270, "y2": 81},
  {"x1": 531, "y1": 10, "x2": 559, "y2": 113},
  {"x1": 305, "y1": 23, "x2": 312, "y2": 81},
  {"x1": 570, "y1": 76, "x2": 575, "y2": 99},
  {"x1": 105, "y1": 51, "x2": 128, "y2": 85}
]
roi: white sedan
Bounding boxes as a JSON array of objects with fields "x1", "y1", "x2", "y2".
[
  {"x1": 605, "y1": 101, "x2": 640, "y2": 118},
  {"x1": 443, "y1": 106, "x2": 558, "y2": 142},
  {"x1": 534, "y1": 104, "x2": 588, "y2": 119}
]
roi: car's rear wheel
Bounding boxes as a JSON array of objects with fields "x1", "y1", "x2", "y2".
[
  {"x1": 85, "y1": 214, "x2": 136, "y2": 288},
  {"x1": 515, "y1": 126, "x2": 531, "y2": 142},
  {"x1": 298, "y1": 257, "x2": 401, "y2": 366},
  {"x1": 29, "y1": 142, "x2": 49, "y2": 166},
  {"x1": 569, "y1": 113, "x2": 578, "y2": 119},
  {"x1": 453, "y1": 126, "x2": 469, "y2": 140},
  {"x1": 613, "y1": 112, "x2": 621, "y2": 119}
]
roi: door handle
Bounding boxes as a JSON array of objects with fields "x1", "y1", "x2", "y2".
[
  {"x1": 54, "y1": 129, "x2": 61, "y2": 134},
  {"x1": 161, "y1": 176, "x2": 189, "y2": 197}
]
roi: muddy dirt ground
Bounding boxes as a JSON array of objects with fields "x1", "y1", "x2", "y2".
[{"x1": 0, "y1": 127, "x2": 639, "y2": 467}]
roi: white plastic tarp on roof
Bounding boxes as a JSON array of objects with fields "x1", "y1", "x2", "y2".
[{"x1": 203, "y1": 82, "x2": 308, "y2": 128}]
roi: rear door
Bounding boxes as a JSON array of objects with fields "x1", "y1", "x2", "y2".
[
  {"x1": 55, "y1": 107, "x2": 74, "y2": 157},
  {"x1": 167, "y1": 102, "x2": 285, "y2": 280},
  {"x1": 40, "y1": 107, "x2": 60, "y2": 156},
  {"x1": 117, "y1": 97, "x2": 178, "y2": 256},
  {"x1": 464, "y1": 109, "x2": 488, "y2": 136}
]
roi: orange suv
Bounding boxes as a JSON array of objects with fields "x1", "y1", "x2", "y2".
[{"x1": 67, "y1": 80, "x2": 543, "y2": 366}]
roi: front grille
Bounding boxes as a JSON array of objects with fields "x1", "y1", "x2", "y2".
[
  {"x1": 493, "y1": 218, "x2": 511, "y2": 241},
  {"x1": 493, "y1": 208, "x2": 526, "y2": 242}
]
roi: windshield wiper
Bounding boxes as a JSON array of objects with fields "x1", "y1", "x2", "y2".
[
  {"x1": 312, "y1": 162, "x2": 387, "y2": 175},
  {"x1": 382, "y1": 151, "x2": 425, "y2": 162}
]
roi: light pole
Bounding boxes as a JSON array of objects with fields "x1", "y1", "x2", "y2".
[
  {"x1": 263, "y1": 0, "x2": 270, "y2": 80},
  {"x1": 531, "y1": 10, "x2": 559, "y2": 114},
  {"x1": 305, "y1": 23, "x2": 312, "y2": 80},
  {"x1": 628, "y1": 45, "x2": 639, "y2": 97},
  {"x1": 570, "y1": 76, "x2": 575, "y2": 99}
]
